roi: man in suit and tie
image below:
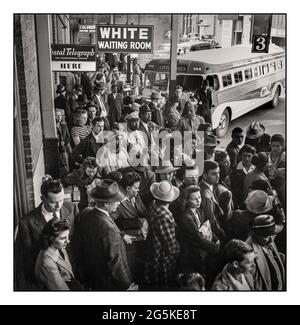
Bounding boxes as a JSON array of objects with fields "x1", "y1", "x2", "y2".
[
  {"x1": 199, "y1": 160, "x2": 227, "y2": 243},
  {"x1": 90, "y1": 84, "x2": 110, "y2": 130},
  {"x1": 15, "y1": 176, "x2": 79, "y2": 290},
  {"x1": 76, "y1": 179, "x2": 138, "y2": 290},
  {"x1": 108, "y1": 84, "x2": 124, "y2": 126},
  {"x1": 71, "y1": 117, "x2": 105, "y2": 165}
]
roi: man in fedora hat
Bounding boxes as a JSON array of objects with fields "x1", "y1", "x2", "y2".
[
  {"x1": 246, "y1": 215, "x2": 285, "y2": 290},
  {"x1": 227, "y1": 190, "x2": 284, "y2": 241},
  {"x1": 91, "y1": 83, "x2": 110, "y2": 130},
  {"x1": 54, "y1": 84, "x2": 71, "y2": 124},
  {"x1": 204, "y1": 134, "x2": 220, "y2": 161},
  {"x1": 245, "y1": 121, "x2": 271, "y2": 153},
  {"x1": 149, "y1": 91, "x2": 165, "y2": 128},
  {"x1": 76, "y1": 179, "x2": 138, "y2": 290},
  {"x1": 145, "y1": 180, "x2": 180, "y2": 289}
]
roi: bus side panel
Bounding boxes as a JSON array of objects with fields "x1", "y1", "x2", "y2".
[{"x1": 212, "y1": 75, "x2": 285, "y2": 129}]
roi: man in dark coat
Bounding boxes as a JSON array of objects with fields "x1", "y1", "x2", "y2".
[
  {"x1": 245, "y1": 122, "x2": 271, "y2": 153},
  {"x1": 199, "y1": 161, "x2": 226, "y2": 243},
  {"x1": 198, "y1": 80, "x2": 212, "y2": 123},
  {"x1": 226, "y1": 127, "x2": 245, "y2": 169},
  {"x1": 71, "y1": 117, "x2": 105, "y2": 165},
  {"x1": 76, "y1": 179, "x2": 137, "y2": 290},
  {"x1": 54, "y1": 84, "x2": 71, "y2": 124},
  {"x1": 15, "y1": 177, "x2": 79, "y2": 290},
  {"x1": 90, "y1": 84, "x2": 110, "y2": 130},
  {"x1": 107, "y1": 84, "x2": 124, "y2": 126}
]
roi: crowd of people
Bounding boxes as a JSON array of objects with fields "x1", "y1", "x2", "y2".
[{"x1": 15, "y1": 56, "x2": 286, "y2": 291}]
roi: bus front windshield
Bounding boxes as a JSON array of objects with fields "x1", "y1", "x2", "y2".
[{"x1": 144, "y1": 71, "x2": 169, "y2": 92}]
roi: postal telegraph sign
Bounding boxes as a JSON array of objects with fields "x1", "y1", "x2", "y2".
[
  {"x1": 97, "y1": 25, "x2": 153, "y2": 53},
  {"x1": 51, "y1": 44, "x2": 96, "y2": 71}
]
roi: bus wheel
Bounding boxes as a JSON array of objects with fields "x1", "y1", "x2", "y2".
[
  {"x1": 271, "y1": 87, "x2": 280, "y2": 108},
  {"x1": 216, "y1": 109, "x2": 230, "y2": 138}
]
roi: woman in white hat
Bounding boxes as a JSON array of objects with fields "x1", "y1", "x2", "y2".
[{"x1": 145, "y1": 181, "x2": 180, "y2": 289}]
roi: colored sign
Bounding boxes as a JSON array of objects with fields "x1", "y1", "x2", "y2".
[
  {"x1": 97, "y1": 25, "x2": 153, "y2": 53},
  {"x1": 79, "y1": 24, "x2": 96, "y2": 33},
  {"x1": 51, "y1": 44, "x2": 96, "y2": 71},
  {"x1": 252, "y1": 35, "x2": 270, "y2": 53}
]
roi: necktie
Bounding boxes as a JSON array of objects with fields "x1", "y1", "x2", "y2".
[{"x1": 52, "y1": 211, "x2": 59, "y2": 221}]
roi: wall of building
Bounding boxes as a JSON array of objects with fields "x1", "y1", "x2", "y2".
[
  {"x1": 242, "y1": 15, "x2": 252, "y2": 45},
  {"x1": 215, "y1": 19, "x2": 234, "y2": 48},
  {"x1": 14, "y1": 14, "x2": 45, "y2": 211}
]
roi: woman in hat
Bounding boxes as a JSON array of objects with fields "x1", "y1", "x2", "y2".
[
  {"x1": 245, "y1": 122, "x2": 271, "y2": 153},
  {"x1": 177, "y1": 185, "x2": 221, "y2": 278},
  {"x1": 267, "y1": 134, "x2": 286, "y2": 209},
  {"x1": 70, "y1": 109, "x2": 91, "y2": 146},
  {"x1": 243, "y1": 152, "x2": 273, "y2": 200},
  {"x1": 35, "y1": 218, "x2": 83, "y2": 290},
  {"x1": 155, "y1": 161, "x2": 179, "y2": 183},
  {"x1": 145, "y1": 181, "x2": 180, "y2": 289}
]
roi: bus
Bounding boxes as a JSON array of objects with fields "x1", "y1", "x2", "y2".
[{"x1": 143, "y1": 44, "x2": 285, "y2": 137}]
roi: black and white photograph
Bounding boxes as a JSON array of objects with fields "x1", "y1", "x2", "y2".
[{"x1": 12, "y1": 12, "x2": 287, "y2": 294}]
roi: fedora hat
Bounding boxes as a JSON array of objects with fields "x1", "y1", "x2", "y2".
[
  {"x1": 204, "y1": 134, "x2": 220, "y2": 147},
  {"x1": 150, "y1": 180, "x2": 180, "y2": 203},
  {"x1": 131, "y1": 102, "x2": 141, "y2": 112},
  {"x1": 151, "y1": 91, "x2": 164, "y2": 100},
  {"x1": 155, "y1": 161, "x2": 179, "y2": 174},
  {"x1": 56, "y1": 84, "x2": 65, "y2": 94},
  {"x1": 251, "y1": 214, "x2": 276, "y2": 236},
  {"x1": 245, "y1": 190, "x2": 273, "y2": 214},
  {"x1": 246, "y1": 122, "x2": 265, "y2": 139},
  {"x1": 89, "y1": 179, "x2": 125, "y2": 202},
  {"x1": 139, "y1": 104, "x2": 151, "y2": 115},
  {"x1": 125, "y1": 111, "x2": 140, "y2": 122}
]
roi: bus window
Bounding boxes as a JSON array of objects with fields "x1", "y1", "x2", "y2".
[
  {"x1": 222, "y1": 74, "x2": 232, "y2": 88},
  {"x1": 144, "y1": 71, "x2": 168, "y2": 91},
  {"x1": 234, "y1": 71, "x2": 243, "y2": 83},
  {"x1": 206, "y1": 74, "x2": 220, "y2": 91},
  {"x1": 262, "y1": 64, "x2": 269, "y2": 75},
  {"x1": 253, "y1": 66, "x2": 260, "y2": 78},
  {"x1": 244, "y1": 68, "x2": 253, "y2": 80},
  {"x1": 269, "y1": 62, "x2": 276, "y2": 73},
  {"x1": 276, "y1": 60, "x2": 283, "y2": 70}
]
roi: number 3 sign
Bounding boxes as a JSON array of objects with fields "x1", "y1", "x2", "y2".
[{"x1": 252, "y1": 35, "x2": 270, "y2": 53}]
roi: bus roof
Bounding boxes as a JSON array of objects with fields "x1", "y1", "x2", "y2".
[{"x1": 145, "y1": 44, "x2": 285, "y2": 74}]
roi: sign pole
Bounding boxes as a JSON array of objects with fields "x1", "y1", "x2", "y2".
[
  {"x1": 127, "y1": 55, "x2": 131, "y2": 84},
  {"x1": 169, "y1": 14, "x2": 179, "y2": 97}
]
